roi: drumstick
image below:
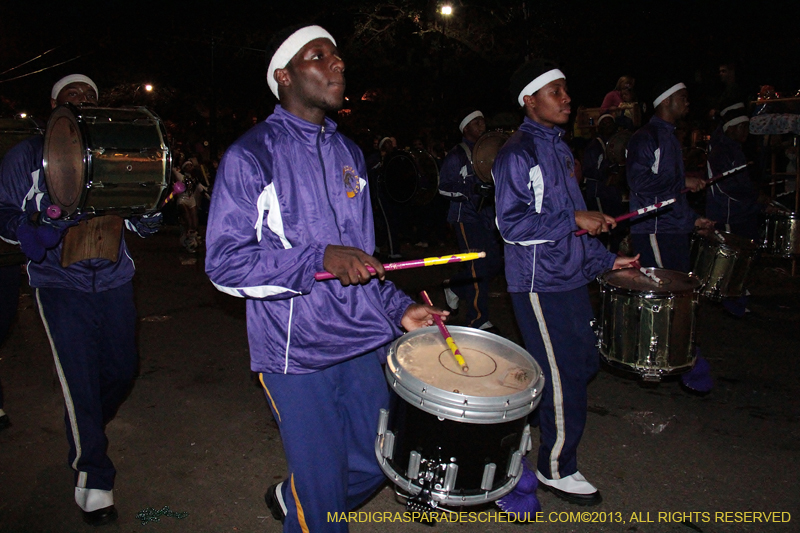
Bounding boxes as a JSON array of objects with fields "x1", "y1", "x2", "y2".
[
  {"x1": 680, "y1": 164, "x2": 748, "y2": 194},
  {"x1": 159, "y1": 181, "x2": 187, "y2": 208},
  {"x1": 575, "y1": 198, "x2": 676, "y2": 236},
  {"x1": 631, "y1": 260, "x2": 663, "y2": 285},
  {"x1": 313, "y1": 251, "x2": 486, "y2": 281},
  {"x1": 420, "y1": 290, "x2": 469, "y2": 373}
]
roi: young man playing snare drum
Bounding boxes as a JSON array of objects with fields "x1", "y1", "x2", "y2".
[
  {"x1": 204, "y1": 25, "x2": 445, "y2": 532},
  {"x1": 492, "y1": 61, "x2": 638, "y2": 506},
  {"x1": 0, "y1": 74, "x2": 162, "y2": 526}
]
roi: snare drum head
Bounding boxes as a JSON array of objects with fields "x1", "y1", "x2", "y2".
[
  {"x1": 600, "y1": 267, "x2": 701, "y2": 294},
  {"x1": 387, "y1": 326, "x2": 543, "y2": 423},
  {"x1": 472, "y1": 131, "x2": 509, "y2": 183},
  {"x1": 43, "y1": 105, "x2": 86, "y2": 215},
  {"x1": 695, "y1": 229, "x2": 756, "y2": 253}
]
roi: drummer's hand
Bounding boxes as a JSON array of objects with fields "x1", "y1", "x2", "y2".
[
  {"x1": 401, "y1": 303, "x2": 449, "y2": 332},
  {"x1": 694, "y1": 217, "x2": 715, "y2": 230},
  {"x1": 613, "y1": 254, "x2": 640, "y2": 270},
  {"x1": 685, "y1": 176, "x2": 706, "y2": 192},
  {"x1": 575, "y1": 211, "x2": 616, "y2": 236},
  {"x1": 323, "y1": 244, "x2": 385, "y2": 286}
]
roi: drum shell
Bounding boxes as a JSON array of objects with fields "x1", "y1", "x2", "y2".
[
  {"x1": 44, "y1": 105, "x2": 171, "y2": 217},
  {"x1": 472, "y1": 131, "x2": 510, "y2": 183},
  {"x1": 759, "y1": 212, "x2": 800, "y2": 257},
  {"x1": 598, "y1": 268, "x2": 700, "y2": 380},
  {"x1": 381, "y1": 149, "x2": 439, "y2": 205},
  {"x1": 377, "y1": 326, "x2": 542, "y2": 506},
  {"x1": 690, "y1": 231, "x2": 756, "y2": 300}
]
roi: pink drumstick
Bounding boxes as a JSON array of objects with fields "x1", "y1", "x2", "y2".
[
  {"x1": 46, "y1": 205, "x2": 62, "y2": 219},
  {"x1": 680, "y1": 164, "x2": 747, "y2": 194},
  {"x1": 575, "y1": 198, "x2": 677, "y2": 236},
  {"x1": 313, "y1": 251, "x2": 486, "y2": 281},
  {"x1": 159, "y1": 181, "x2": 186, "y2": 208},
  {"x1": 420, "y1": 290, "x2": 468, "y2": 373}
]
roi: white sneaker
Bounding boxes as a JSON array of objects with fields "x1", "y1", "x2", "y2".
[
  {"x1": 536, "y1": 470, "x2": 601, "y2": 505},
  {"x1": 478, "y1": 321, "x2": 494, "y2": 330}
]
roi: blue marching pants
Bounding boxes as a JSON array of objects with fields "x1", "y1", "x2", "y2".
[
  {"x1": 0, "y1": 264, "x2": 22, "y2": 412},
  {"x1": 450, "y1": 221, "x2": 503, "y2": 328},
  {"x1": 259, "y1": 352, "x2": 390, "y2": 533},
  {"x1": 511, "y1": 287, "x2": 599, "y2": 480},
  {"x1": 631, "y1": 233, "x2": 691, "y2": 273},
  {"x1": 36, "y1": 283, "x2": 138, "y2": 492}
]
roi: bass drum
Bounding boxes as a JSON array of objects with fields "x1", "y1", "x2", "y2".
[
  {"x1": 606, "y1": 129, "x2": 632, "y2": 166},
  {"x1": 472, "y1": 131, "x2": 510, "y2": 183},
  {"x1": 43, "y1": 104, "x2": 171, "y2": 217},
  {"x1": 381, "y1": 149, "x2": 439, "y2": 205}
]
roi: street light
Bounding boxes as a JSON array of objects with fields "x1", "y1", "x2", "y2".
[
  {"x1": 133, "y1": 83, "x2": 154, "y2": 104},
  {"x1": 441, "y1": 5, "x2": 452, "y2": 16}
]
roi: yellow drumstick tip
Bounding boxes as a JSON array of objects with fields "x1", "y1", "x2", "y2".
[{"x1": 446, "y1": 337, "x2": 469, "y2": 373}]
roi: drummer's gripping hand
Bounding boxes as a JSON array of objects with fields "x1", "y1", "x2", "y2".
[
  {"x1": 685, "y1": 176, "x2": 706, "y2": 192},
  {"x1": 323, "y1": 244, "x2": 386, "y2": 286},
  {"x1": 613, "y1": 253, "x2": 640, "y2": 270},
  {"x1": 130, "y1": 212, "x2": 163, "y2": 237},
  {"x1": 694, "y1": 217, "x2": 715, "y2": 230},
  {"x1": 575, "y1": 211, "x2": 616, "y2": 236},
  {"x1": 401, "y1": 304, "x2": 449, "y2": 332},
  {"x1": 17, "y1": 212, "x2": 79, "y2": 263}
]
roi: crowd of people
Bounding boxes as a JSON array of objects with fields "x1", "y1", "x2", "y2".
[{"x1": 0, "y1": 21, "x2": 793, "y2": 532}]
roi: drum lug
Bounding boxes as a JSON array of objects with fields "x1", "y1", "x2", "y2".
[
  {"x1": 381, "y1": 431, "x2": 395, "y2": 460},
  {"x1": 480, "y1": 463, "x2": 497, "y2": 491},
  {"x1": 407, "y1": 451, "x2": 421, "y2": 481},
  {"x1": 507, "y1": 451, "x2": 522, "y2": 478},
  {"x1": 520, "y1": 424, "x2": 533, "y2": 454},
  {"x1": 441, "y1": 462, "x2": 458, "y2": 493},
  {"x1": 377, "y1": 408, "x2": 389, "y2": 436}
]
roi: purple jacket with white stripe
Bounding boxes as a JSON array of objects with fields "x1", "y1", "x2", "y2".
[
  {"x1": 493, "y1": 117, "x2": 615, "y2": 293},
  {"x1": 205, "y1": 105, "x2": 413, "y2": 374},
  {"x1": 0, "y1": 135, "x2": 136, "y2": 292},
  {"x1": 626, "y1": 115, "x2": 697, "y2": 234}
]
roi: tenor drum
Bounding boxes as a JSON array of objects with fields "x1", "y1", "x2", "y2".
[
  {"x1": 376, "y1": 326, "x2": 543, "y2": 508},
  {"x1": 43, "y1": 104, "x2": 171, "y2": 217},
  {"x1": 690, "y1": 230, "x2": 757, "y2": 300},
  {"x1": 759, "y1": 212, "x2": 800, "y2": 257},
  {"x1": 606, "y1": 129, "x2": 632, "y2": 166},
  {"x1": 381, "y1": 149, "x2": 439, "y2": 205},
  {"x1": 598, "y1": 268, "x2": 701, "y2": 381},
  {"x1": 472, "y1": 131, "x2": 510, "y2": 183}
]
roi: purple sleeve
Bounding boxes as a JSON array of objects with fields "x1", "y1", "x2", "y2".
[
  {"x1": 204, "y1": 147, "x2": 325, "y2": 300},
  {"x1": 626, "y1": 132, "x2": 664, "y2": 198},
  {"x1": 494, "y1": 147, "x2": 576, "y2": 244}
]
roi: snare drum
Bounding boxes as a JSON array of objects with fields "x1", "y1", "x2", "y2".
[
  {"x1": 376, "y1": 326, "x2": 543, "y2": 508},
  {"x1": 597, "y1": 268, "x2": 701, "y2": 381},
  {"x1": 690, "y1": 230, "x2": 757, "y2": 300},
  {"x1": 759, "y1": 212, "x2": 800, "y2": 257},
  {"x1": 381, "y1": 149, "x2": 439, "y2": 205},
  {"x1": 43, "y1": 104, "x2": 171, "y2": 217},
  {"x1": 472, "y1": 131, "x2": 510, "y2": 183}
]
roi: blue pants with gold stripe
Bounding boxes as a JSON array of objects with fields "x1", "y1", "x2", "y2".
[
  {"x1": 36, "y1": 283, "x2": 137, "y2": 493},
  {"x1": 450, "y1": 221, "x2": 503, "y2": 328},
  {"x1": 511, "y1": 287, "x2": 599, "y2": 480},
  {"x1": 260, "y1": 352, "x2": 390, "y2": 533}
]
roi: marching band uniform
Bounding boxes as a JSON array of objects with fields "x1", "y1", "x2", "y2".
[
  {"x1": 438, "y1": 111, "x2": 503, "y2": 330},
  {"x1": 205, "y1": 100, "x2": 414, "y2": 531},
  {"x1": 494, "y1": 62, "x2": 622, "y2": 506}
]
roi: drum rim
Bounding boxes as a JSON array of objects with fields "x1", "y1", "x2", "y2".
[
  {"x1": 472, "y1": 130, "x2": 509, "y2": 183},
  {"x1": 43, "y1": 104, "x2": 89, "y2": 216},
  {"x1": 386, "y1": 326, "x2": 544, "y2": 423},
  {"x1": 599, "y1": 268, "x2": 702, "y2": 295}
]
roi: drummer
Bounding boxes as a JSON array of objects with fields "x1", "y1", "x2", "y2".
[
  {"x1": 493, "y1": 60, "x2": 639, "y2": 506},
  {"x1": 626, "y1": 79, "x2": 714, "y2": 273},
  {"x1": 438, "y1": 110, "x2": 503, "y2": 332},
  {"x1": 204, "y1": 24, "x2": 445, "y2": 532},
  {"x1": 0, "y1": 74, "x2": 163, "y2": 526}
]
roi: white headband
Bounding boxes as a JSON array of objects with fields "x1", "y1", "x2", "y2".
[
  {"x1": 720, "y1": 102, "x2": 745, "y2": 117},
  {"x1": 267, "y1": 25, "x2": 336, "y2": 99},
  {"x1": 653, "y1": 83, "x2": 686, "y2": 108},
  {"x1": 51, "y1": 74, "x2": 98, "y2": 100},
  {"x1": 598, "y1": 114, "x2": 615, "y2": 123},
  {"x1": 723, "y1": 115, "x2": 749, "y2": 132},
  {"x1": 517, "y1": 69, "x2": 565, "y2": 106},
  {"x1": 459, "y1": 111, "x2": 484, "y2": 133}
]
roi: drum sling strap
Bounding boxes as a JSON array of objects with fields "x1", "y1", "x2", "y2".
[
  {"x1": 459, "y1": 142, "x2": 489, "y2": 212},
  {"x1": 60, "y1": 215, "x2": 124, "y2": 267}
]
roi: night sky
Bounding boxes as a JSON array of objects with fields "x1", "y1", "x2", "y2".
[{"x1": 2, "y1": 1, "x2": 798, "y2": 151}]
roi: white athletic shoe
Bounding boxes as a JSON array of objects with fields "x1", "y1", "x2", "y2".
[
  {"x1": 444, "y1": 287, "x2": 459, "y2": 311},
  {"x1": 536, "y1": 470, "x2": 602, "y2": 505}
]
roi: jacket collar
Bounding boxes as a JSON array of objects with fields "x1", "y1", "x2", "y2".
[
  {"x1": 649, "y1": 114, "x2": 676, "y2": 132},
  {"x1": 268, "y1": 104, "x2": 339, "y2": 145},
  {"x1": 520, "y1": 116, "x2": 565, "y2": 141}
]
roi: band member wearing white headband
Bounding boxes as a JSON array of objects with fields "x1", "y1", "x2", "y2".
[
  {"x1": 626, "y1": 79, "x2": 713, "y2": 273},
  {"x1": 205, "y1": 24, "x2": 444, "y2": 531},
  {"x1": 582, "y1": 113, "x2": 625, "y2": 248},
  {"x1": 438, "y1": 109, "x2": 503, "y2": 332},
  {"x1": 493, "y1": 60, "x2": 638, "y2": 506},
  {"x1": 0, "y1": 74, "x2": 162, "y2": 526}
]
